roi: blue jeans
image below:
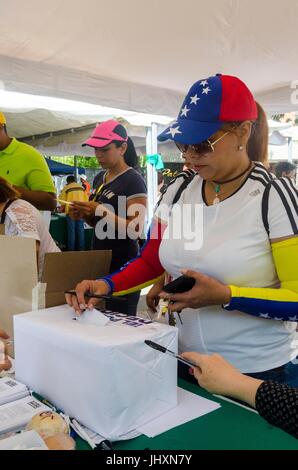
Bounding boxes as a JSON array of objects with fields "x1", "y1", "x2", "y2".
[
  {"x1": 66, "y1": 216, "x2": 85, "y2": 251},
  {"x1": 246, "y1": 358, "x2": 298, "y2": 388}
]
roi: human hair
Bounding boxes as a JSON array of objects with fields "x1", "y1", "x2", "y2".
[
  {"x1": 0, "y1": 176, "x2": 20, "y2": 203},
  {"x1": 115, "y1": 137, "x2": 138, "y2": 168},
  {"x1": 247, "y1": 102, "x2": 269, "y2": 166},
  {"x1": 158, "y1": 171, "x2": 165, "y2": 186},
  {"x1": 224, "y1": 102, "x2": 269, "y2": 166},
  {"x1": 275, "y1": 161, "x2": 296, "y2": 178},
  {"x1": 66, "y1": 175, "x2": 76, "y2": 184}
]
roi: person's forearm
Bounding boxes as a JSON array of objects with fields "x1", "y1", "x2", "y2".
[
  {"x1": 223, "y1": 285, "x2": 298, "y2": 320},
  {"x1": 16, "y1": 187, "x2": 57, "y2": 211},
  {"x1": 255, "y1": 381, "x2": 298, "y2": 438},
  {"x1": 104, "y1": 218, "x2": 166, "y2": 296},
  {"x1": 227, "y1": 375, "x2": 263, "y2": 408}
]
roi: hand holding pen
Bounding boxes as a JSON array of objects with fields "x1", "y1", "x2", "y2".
[
  {"x1": 65, "y1": 279, "x2": 111, "y2": 315},
  {"x1": 65, "y1": 281, "x2": 127, "y2": 316}
]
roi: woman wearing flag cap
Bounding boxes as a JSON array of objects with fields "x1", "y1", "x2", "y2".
[
  {"x1": 69, "y1": 120, "x2": 147, "y2": 316},
  {"x1": 67, "y1": 75, "x2": 298, "y2": 386}
]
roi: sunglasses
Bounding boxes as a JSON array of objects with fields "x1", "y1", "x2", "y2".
[{"x1": 175, "y1": 131, "x2": 230, "y2": 155}]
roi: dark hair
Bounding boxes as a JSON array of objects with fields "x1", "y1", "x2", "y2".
[
  {"x1": 247, "y1": 102, "x2": 269, "y2": 166},
  {"x1": 115, "y1": 137, "x2": 138, "y2": 168},
  {"x1": 158, "y1": 171, "x2": 164, "y2": 186},
  {"x1": 275, "y1": 161, "x2": 296, "y2": 178},
  {"x1": 66, "y1": 175, "x2": 76, "y2": 184},
  {"x1": 0, "y1": 176, "x2": 20, "y2": 202},
  {"x1": 224, "y1": 102, "x2": 269, "y2": 166}
]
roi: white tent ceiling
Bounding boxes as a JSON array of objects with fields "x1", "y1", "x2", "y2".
[{"x1": 1, "y1": 0, "x2": 298, "y2": 119}]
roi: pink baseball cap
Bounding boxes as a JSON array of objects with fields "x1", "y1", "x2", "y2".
[{"x1": 82, "y1": 120, "x2": 128, "y2": 148}]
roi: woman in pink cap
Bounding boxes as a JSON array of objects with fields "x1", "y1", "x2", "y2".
[
  {"x1": 67, "y1": 75, "x2": 298, "y2": 387},
  {"x1": 69, "y1": 120, "x2": 147, "y2": 315}
]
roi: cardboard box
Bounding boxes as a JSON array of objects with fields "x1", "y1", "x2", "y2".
[
  {"x1": 0, "y1": 234, "x2": 111, "y2": 340},
  {"x1": 0, "y1": 236, "x2": 38, "y2": 340},
  {"x1": 41, "y1": 250, "x2": 111, "y2": 308},
  {"x1": 14, "y1": 306, "x2": 178, "y2": 441}
]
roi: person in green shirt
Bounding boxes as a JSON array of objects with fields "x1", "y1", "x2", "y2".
[{"x1": 0, "y1": 112, "x2": 56, "y2": 211}]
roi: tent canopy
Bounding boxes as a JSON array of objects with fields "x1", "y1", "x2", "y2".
[
  {"x1": 1, "y1": 0, "x2": 298, "y2": 117},
  {"x1": 46, "y1": 158, "x2": 85, "y2": 175}
]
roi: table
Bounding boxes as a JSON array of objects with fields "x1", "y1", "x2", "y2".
[
  {"x1": 76, "y1": 379, "x2": 298, "y2": 450},
  {"x1": 50, "y1": 214, "x2": 93, "y2": 251}
]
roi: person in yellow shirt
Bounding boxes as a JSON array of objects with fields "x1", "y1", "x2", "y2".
[
  {"x1": 0, "y1": 112, "x2": 56, "y2": 211},
  {"x1": 59, "y1": 175, "x2": 88, "y2": 251}
]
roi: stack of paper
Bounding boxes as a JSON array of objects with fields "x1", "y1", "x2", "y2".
[
  {"x1": 136, "y1": 388, "x2": 221, "y2": 438},
  {"x1": 0, "y1": 430, "x2": 48, "y2": 450},
  {"x1": 0, "y1": 377, "x2": 29, "y2": 406},
  {"x1": 0, "y1": 396, "x2": 51, "y2": 435}
]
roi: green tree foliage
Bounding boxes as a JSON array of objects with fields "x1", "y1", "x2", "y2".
[{"x1": 51, "y1": 156, "x2": 98, "y2": 168}]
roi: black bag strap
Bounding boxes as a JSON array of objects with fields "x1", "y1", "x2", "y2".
[
  {"x1": 172, "y1": 171, "x2": 196, "y2": 205},
  {"x1": 0, "y1": 199, "x2": 17, "y2": 224}
]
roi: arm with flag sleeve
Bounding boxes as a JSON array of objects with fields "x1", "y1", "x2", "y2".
[{"x1": 224, "y1": 179, "x2": 298, "y2": 320}]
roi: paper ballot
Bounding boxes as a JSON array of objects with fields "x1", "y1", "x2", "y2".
[
  {"x1": 137, "y1": 387, "x2": 221, "y2": 438},
  {"x1": 0, "y1": 396, "x2": 51, "y2": 434},
  {"x1": 74, "y1": 308, "x2": 110, "y2": 327},
  {"x1": 0, "y1": 377, "x2": 30, "y2": 406}
]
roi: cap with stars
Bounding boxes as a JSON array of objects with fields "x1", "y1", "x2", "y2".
[{"x1": 158, "y1": 74, "x2": 258, "y2": 145}]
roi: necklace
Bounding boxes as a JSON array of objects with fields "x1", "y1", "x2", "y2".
[{"x1": 212, "y1": 162, "x2": 252, "y2": 205}]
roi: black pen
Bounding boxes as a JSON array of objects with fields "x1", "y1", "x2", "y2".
[
  {"x1": 64, "y1": 290, "x2": 127, "y2": 302},
  {"x1": 144, "y1": 340, "x2": 198, "y2": 368}
]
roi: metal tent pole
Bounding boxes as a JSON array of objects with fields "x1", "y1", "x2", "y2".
[{"x1": 146, "y1": 123, "x2": 158, "y2": 229}]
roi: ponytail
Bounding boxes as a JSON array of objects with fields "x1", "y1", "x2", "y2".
[
  {"x1": 124, "y1": 137, "x2": 138, "y2": 168},
  {"x1": 247, "y1": 102, "x2": 269, "y2": 166}
]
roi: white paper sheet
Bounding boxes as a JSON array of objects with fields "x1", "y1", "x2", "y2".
[
  {"x1": 137, "y1": 387, "x2": 221, "y2": 438},
  {"x1": 74, "y1": 309, "x2": 110, "y2": 327},
  {"x1": 0, "y1": 377, "x2": 29, "y2": 405},
  {"x1": 0, "y1": 396, "x2": 51, "y2": 434}
]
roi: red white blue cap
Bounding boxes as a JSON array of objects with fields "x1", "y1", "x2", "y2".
[{"x1": 158, "y1": 74, "x2": 258, "y2": 145}]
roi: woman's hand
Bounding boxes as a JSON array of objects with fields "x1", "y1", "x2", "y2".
[
  {"x1": 146, "y1": 275, "x2": 165, "y2": 313},
  {"x1": 159, "y1": 269, "x2": 231, "y2": 312},
  {"x1": 71, "y1": 201, "x2": 102, "y2": 218},
  {"x1": 181, "y1": 352, "x2": 262, "y2": 408},
  {"x1": 68, "y1": 204, "x2": 85, "y2": 220},
  {"x1": 0, "y1": 328, "x2": 12, "y2": 372},
  {"x1": 65, "y1": 280, "x2": 110, "y2": 315}
]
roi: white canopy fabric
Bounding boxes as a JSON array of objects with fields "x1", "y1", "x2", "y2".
[{"x1": 1, "y1": 0, "x2": 298, "y2": 117}]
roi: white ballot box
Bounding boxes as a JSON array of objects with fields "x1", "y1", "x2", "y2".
[{"x1": 14, "y1": 306, "x2": 178, "y2": 441}]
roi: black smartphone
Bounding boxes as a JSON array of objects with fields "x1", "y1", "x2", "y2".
[{"x1": 163, "y1": 275, "x2": 196, "y2": 294}]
